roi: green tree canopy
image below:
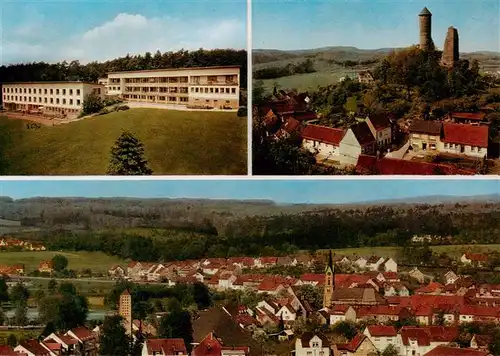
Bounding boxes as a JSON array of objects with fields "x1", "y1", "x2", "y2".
[
  {"x1": 158, "y1": 309, "x2": 193, "y2": 350},
  {"x1": 52, "y1": 254, "x2": 69, "y2": 272},
  {"x1": 99, "y1": 315, "x2": 131, "y2": 356},
  {"x1": 82, "y1": 91, "x2": 104, "y2": 115},
  {"x1": 0, "y1": 278, "x2": 9, "y2": 303},
  {"x1": 107, "y1": 131, "x2": 153, "y2": 175}
]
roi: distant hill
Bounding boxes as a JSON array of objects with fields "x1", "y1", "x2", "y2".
[{"x1": 253, "y1": 46, "x2": 500, "y2": 91}]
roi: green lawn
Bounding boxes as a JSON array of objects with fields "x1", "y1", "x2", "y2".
[
  {"x1": 0, "y1": 108, "x2": 247, "y2": 175},
  {"x1": 0, "y1": 251, "x2": 126, "y2": 273}
]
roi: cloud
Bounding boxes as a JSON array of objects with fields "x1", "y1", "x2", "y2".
[{"x1": 2, "y1": 12, "x2": 246, "y2": 65}]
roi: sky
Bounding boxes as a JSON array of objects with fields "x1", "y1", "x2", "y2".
[
  {"x1": 0, "y1": 0, "x2": 247, "y2": 65},
  {"x1": 0, "y1": 179, "x2": 498, "y2": 204},
  {"x1": 253, "y1": 0, "x2": 500, "y2": 52}
]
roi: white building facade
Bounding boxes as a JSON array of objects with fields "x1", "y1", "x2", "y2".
[
  {"x1": 2, "y1": 82, "x2": 104, "y2": 118},
  {"x1": 105, "y1": 66, "x2": 240, "y2": 110}
]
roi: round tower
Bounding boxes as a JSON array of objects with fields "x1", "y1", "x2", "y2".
[{"x1": 419, "y1": 7, "x2": 432, "y2": 50}]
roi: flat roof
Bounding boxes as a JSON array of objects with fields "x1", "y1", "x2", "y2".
[
  {"x1": 107, "y1": 65, "x2": 241, "y2": 75},
  {"x1": 2, "y1": 81, "x2": 102, "y2": 85}
]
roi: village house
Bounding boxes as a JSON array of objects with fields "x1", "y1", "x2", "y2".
[
  {"x1": 444, "y1": 271, "x2": 459, "y2": 285},
  {"x1": 191, "y1": 332, "x2": 250, "y2": 356},
  {"x1": 38, "y1": 260, "x2": 54, "y2": 274},
  {"x1": 294, "y1": 332, "x2": 331, "y2": 356},
  {"x1": 450, "y1": 112, "x2": 488, "y2": 125},
  {"x1": 357, "y1": 71, "x2": 375, "y2": 85},
  {"x1": 108, "y1": 265, "x2": 126, "y2": 279},
  {"x1": 399, "y1": 326, "x2": 459, "y2": 356},
  {"x1": 323, "y1": 305, "x2": 357, "y2": 325},
  {"x1": 365, "y1": 114, "x2": 393, "y2": 148},
  {"x1": 439, "y1": 123, "x2": 489, "y2": 158},
  {"x1": 43, "y1": 333, "x2": 79, "y2": 355},
  {"x1": 333, "y1": 333, "x2": 377, "y2": 356},
  {"x1": 409, "y1": 120, "x2": 443, "y2": 152},
  {"x1": 141, "y1": 338, "x2": 187, "y2": 356},
  {"x1": 423, "y1": 346, "x2": 490, "y2": 356},
  {"x1": 461, "y1": 253, "x2": 488, "y2": 267},
  {"x1": 470, "y1": 334, "x2": 492, "y2": 350},
  {"x1": 363, "y1": 326, "x2": 399, "y2": 354},
  {"x1": 382, "y1": 258, "x2": 398, "y2": 273},
  {"x1": 0, "y1": 264, "x2": 25, "y2": 276},
  {"x1": 364, "y1": 256, "x2": 385, "y2": 271},
  {"x1": 408, "y1": 267, "x2": 426, "y2": 283},
  {"x1": 338, "y1": 122, "x2": 377, "y2": 165},
  {"x1": 15, "y1": 340, "x2": 54, "y2": 356},
  {"x1": 301, "y1": 125, "x2": 346, "y2": 162},
  {"x1": 0, "y1": 345, "x2": 24, "y2": 356},
  {"x1": 65, "y1": 327, "x2": 98, "y2": 356}
]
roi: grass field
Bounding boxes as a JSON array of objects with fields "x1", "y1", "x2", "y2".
[
  {"x1": 0, "y1": 251, "x2": 126, "y2": 273},
  {"x1": 0, "y1": 108, "x2": 247, "y2": 175},
  {"x1": 318, "y1": 244, "x2": 500, "y2": 259}
]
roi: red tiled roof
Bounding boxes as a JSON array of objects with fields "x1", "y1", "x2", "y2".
[
  {"x1": 367, "y1": 114, "x2": 391, "y2": 131},
  {"x1": 146, "y1": 338, "x2": 187, "y2": 355},
  {"x1": 351, "y1": 121, "x2": 376, "y2": 145},
  {"x1": 19, "y1": 340, "x2": 51, "y2": 356},
  {"x1": 409, "y1": 120, "x2": 442, "y2": 135},
  {"x1": 424, "y1": 346, "x2": 488, "y2": 356},
  {"x1": 336, "y1": 334, "x2": 367, "y2": 352},
  {"x1": 416, "y1": 282, "x2": 444, "y2": 294},
  {"x1": 366, "y1": 325, "x2": 397, "y2": 337},
  {"x1": 400, "y1": 326, "x2": 458, "y2": 346},
  {"x1": 68, "y1": 327, "x2": 94, "y2": 341},
  {"x1": 356, "y1": 155, "x2": 475, "y2": 175},
  {"x1": 442, "y1": 122, "x2": 489, "y2": 147},
  {"x1": 301, "y1": 125, "x2": 346, "y2": 145},
  {"x1": 0, "y1": 345, "x2": 20, "y2": 356},
  {"x1": 192, "y1": 333, "x2": 223, "y2": 356},
  {"x1": 460, "y1": 305, "x2": 500, "y2": 318},
  {"x1": 451, "y1": 112, "x2": 486, "y2": 121},
  {"x1": 464, "y1": 253, "x2": 488, "y2": 262}
]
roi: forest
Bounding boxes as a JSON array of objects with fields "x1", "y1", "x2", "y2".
[
  {"x1": 253, "y1": 59, "x2": 316, "y2": 80},
  {"x1": 2, "y1": 197, "x2": 499, "y2": 261},
  {"x1": 0, "y1": 48, "x2": 247, "y2": 103}
]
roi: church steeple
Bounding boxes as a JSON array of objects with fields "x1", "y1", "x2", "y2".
[{"x1": 323, "y1": 249, "x2": 335, "y2": 309}]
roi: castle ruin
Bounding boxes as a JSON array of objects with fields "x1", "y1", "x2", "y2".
[
  {"x1": 441, "y1": 26, "x2": 460, "y2": 67},
  {"x1": 418, "y1": 7, "x2": 459, "y2": 67}
]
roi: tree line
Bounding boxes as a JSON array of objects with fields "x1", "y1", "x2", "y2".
[
  {"x1": 0, "y1": 48, "x2": 247, "y2": 100},
  {"x1": 253, "y1": 59, "x2": 316, "y2": 80},
  {"x1": 35, "y1": 204, "x2": 500, "y2": 261}
]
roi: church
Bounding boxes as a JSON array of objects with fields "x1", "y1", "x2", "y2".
[{"x1": 323, "y1": 250, "x2": 384, "y2": 309}]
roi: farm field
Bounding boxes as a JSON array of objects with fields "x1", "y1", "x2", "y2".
[
  {"x1": 0, "y1": 251, "x2": 126, "y2": 273},
  {"x1": 318, "y1": 244, "x2": 500, "y2": 260},
  {"x1": 0, "y1": 108, "x2": 247, "y2": 175}
]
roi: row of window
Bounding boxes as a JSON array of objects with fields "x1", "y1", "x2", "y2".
[
  {"x1": 190, "y1": 87, "x2": 237, "y2": 94},
  {"x1": 444, "y1": 143, "x2": 482, "y2": 152},
  {"x1": 124, "y1": 87, "x2": 189, "y2": 94},
  {"x1": 122, "y1": 77, "x2": 189, "y2": 84},
  {"x1": 123, "y1": 95, "x2": 188, "y2": 103},
  {"x1": 4, "y1": 95, "x2": 81, "y2": 106},
  {"x1": 4, "y1": 87, "x2": 82, "y2": 96}
]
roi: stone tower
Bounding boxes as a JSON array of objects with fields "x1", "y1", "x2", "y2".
[
  {"x1": 441, "y1": 26, "x2": 459, "y2": 67},
  {"x1": 119, "y1": 289, "x2": 132, "y2": 335},
  {"x1": 323, "y1": 250, "x2": 335, "y2": 309},
  {"x1": 419, "y1": 7, "x2": 434, "y2": 50}
]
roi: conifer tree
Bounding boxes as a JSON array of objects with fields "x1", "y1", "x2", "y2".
[{"x1": 107, "y1": 131, "x2": 153, "y2": 175}]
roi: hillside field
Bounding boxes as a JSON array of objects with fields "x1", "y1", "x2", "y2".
[
  {"x1": 0, "y1": 108, "x2": 247, "y2": 175},
  {"x1": 253, "y1": 47, "x2": 500, "y2": 92},
  {"x1": 319, "y1": 244, "x2": 500, "y2": 260},
  {"x1": 0, "y1": 251, "x2": 126, "y2": 273}
]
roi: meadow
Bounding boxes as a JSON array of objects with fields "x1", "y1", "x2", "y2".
[
  {"x1": 0, "y1": 108, "x2": 247, "y2": 175},
  {"x1": 0, "y1": 251, "x2": 125, "y2": 273}
]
